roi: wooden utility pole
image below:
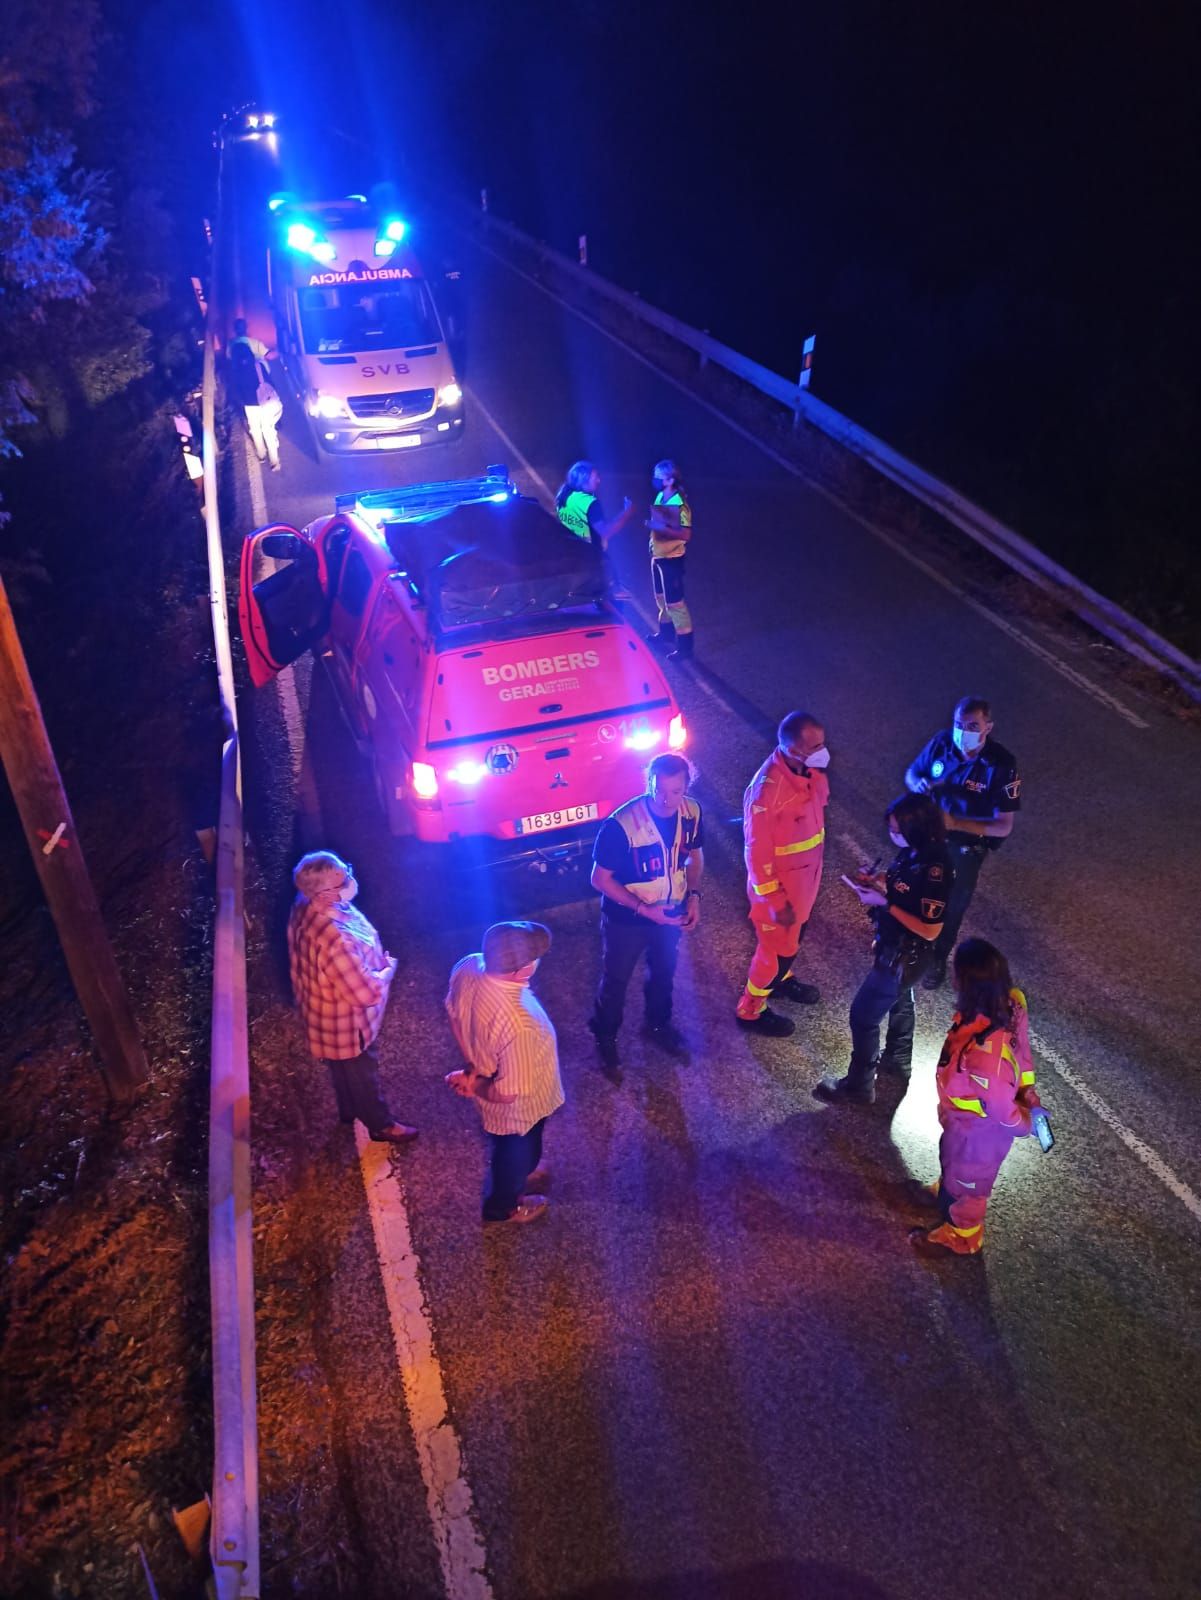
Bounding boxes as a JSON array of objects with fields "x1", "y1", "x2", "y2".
[{"x1": 0, "y1": 573, "x2": 149, "y2": 1104}]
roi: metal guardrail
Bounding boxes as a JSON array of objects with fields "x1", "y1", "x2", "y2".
[
  {"x1": 470, "y1": 209, "x2": 1201, "y2": 702},
  {"x1": 202, "y1": 317, "x2": 260, "y2": 1595}
]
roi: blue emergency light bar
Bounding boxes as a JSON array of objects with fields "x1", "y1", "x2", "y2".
[{"x1": 335, "y1": 466, "x2": 514, "y2": 528}]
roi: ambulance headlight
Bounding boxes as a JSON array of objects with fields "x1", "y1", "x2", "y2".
[
  {"x1": 311, "y1": 241, "x2": 337, "y2": 265},
  {"x1": 287, "y1": 222, "x2": 316, "y2": 251},
  {"x1": 311, "y1": 391, "x2": 350, "y2": 420},
  {"x1": 383, "y1": 217, "x2": 407, "y2": 242},
  {"x1": 374, "y1": 238, "x2": 397, "y2": 258},
  {"x1": 447, "y1": 760, "x2": 489, "y2": 786},
  {"x1": 439, "y1": 382, "x2": 463, "y2": 408}
]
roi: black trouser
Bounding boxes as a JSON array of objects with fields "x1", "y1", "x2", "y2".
[
  {"x1": 322, "y1": 1044, "x2": 393, "y2": 1135},
  {"x1": 592, "y1": 914, "x2": 681, "y2": 1039},
  {"x1": 933, "y1": 841, "x2": 988, "y2": 963},
  {"x1": 483, "y1": 1118, "x2": 546, "y2": 1221},
  {"x1": 846, "y1": 959, "x2": 917, "y2": 1087}
]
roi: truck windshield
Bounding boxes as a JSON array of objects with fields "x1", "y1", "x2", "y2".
[{"x1": 299, "y1": 281, "x2": 442, "y2": 354}]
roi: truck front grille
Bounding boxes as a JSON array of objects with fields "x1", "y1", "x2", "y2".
[{"x1": 348, "y1": 388, "x2": 436, "y2": 420}]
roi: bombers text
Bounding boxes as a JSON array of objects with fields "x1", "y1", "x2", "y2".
[{"x1": 482, "y1": 650, "x2": 600, "y2": 685}]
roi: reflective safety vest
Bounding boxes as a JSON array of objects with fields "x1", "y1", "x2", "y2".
[
  {"x1": 650, "y1": 489, "x2": 691, "y2": 560},
  {"x1": 611, "y1": 794, "x2": 702, "y2": 907},
  {"x1": 936, "y1": 989, "x2": 1036, "y2": 1126},
  {"x1": 558, "y1": 490, "x2": 597, "y2": 542}
]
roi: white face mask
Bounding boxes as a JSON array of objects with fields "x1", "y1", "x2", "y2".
[
  {"x1": 800, "y1": 745, "x2": 830, "y2": 770},
  {"x1": 953, "y1": 726, "x2": 986, "y2": 757},
  {"x1": 889, "y1": 829, "x2": 907, "y2": 849}
]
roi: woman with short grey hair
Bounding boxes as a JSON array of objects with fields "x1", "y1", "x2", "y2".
[{"x1": 286, "y1": 851, "x2": 416, "y2": 1145}]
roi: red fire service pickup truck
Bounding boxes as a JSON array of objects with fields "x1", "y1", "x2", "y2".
[{"x1": 238, "y1": 466, "x2": 689, "y2": 860}]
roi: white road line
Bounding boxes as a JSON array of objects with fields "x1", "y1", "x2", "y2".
[
  {"x1": 838, "y1": 826, "x2": 1201, "y2": 1226},
  {"x1": 244, "y1": 432, "x2": 268, "y2": 525},
  {"x1": 354, "y1": 1130, "x2": 494, "y2": 1600},
  {"x1": 466, "y1": 385, "x2": 747, "y2": 725},
  {"x1": 1028, "y1": 1031, "x2": 1201, "y2": 1223},
  {"x1": 471, "y1": 235, "x2": 1149, "y2": 731}
]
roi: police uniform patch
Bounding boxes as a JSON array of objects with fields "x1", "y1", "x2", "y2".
[
  {"x1": 1005, "y1": 778, "x2": 1022, "y2": 800},
  {"x1": 931, "y1": 759, "x2": 945, "y2": 779},
  {"x1": 928, "y1": 864, "x2": 944, "y2": 881},
  {"x1": 921, "y1": 899, "x2": 946, "y2": 920}
]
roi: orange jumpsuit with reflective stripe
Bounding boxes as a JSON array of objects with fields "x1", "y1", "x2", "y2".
[
  {"x1": 736, "y1": 749, "x2": 828, "y2": 1019},
  {"x1": 929, "y1": 989, "x2": 1036, "y2": 1252}
]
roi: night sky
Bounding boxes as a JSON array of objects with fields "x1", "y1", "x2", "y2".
[{"x1": 122, "y1": 0, "x2": 1199, "y2": 625}]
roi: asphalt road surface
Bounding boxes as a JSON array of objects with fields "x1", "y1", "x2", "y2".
[{"x1": 220, "y1": 155, "x2": 1201, "y2": 1600}]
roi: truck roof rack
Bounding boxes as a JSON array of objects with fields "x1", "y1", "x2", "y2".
[{"x1": 335, "y1": 464, "x2": 514, "y2": 528}]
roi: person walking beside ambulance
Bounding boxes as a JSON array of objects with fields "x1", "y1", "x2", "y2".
[
  {"x1": 228, "y1": 337, "x2": 283, "y2": 471},
  {"x1": 588, "y1": 753, "x2": 704, "y2": 1079},
  {"x1": 646, "y1": 459, "x2": 694, "y2": 660},
  {"x1": 735, "y1": 711, "x2": 830, "y2": 1037},
  {"x1": 911, "y1": 938, "x2": 1044, "y2": 1257}
]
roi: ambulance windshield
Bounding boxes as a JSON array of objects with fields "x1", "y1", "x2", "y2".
[{"x1": 299, "y1": 281, "x2": 441, "y2": 354}]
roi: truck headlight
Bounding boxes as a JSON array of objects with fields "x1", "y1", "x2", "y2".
[
  {"x1": 438, "y1": 382, "x2": 463, "y2": 408},
  {"x1": 311, "y1": 391, "x2": 350, "y2": 420}
]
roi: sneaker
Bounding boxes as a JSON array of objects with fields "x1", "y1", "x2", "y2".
[
  {"x1": 525, "y1": 1164, "x2": 552, "y2": 1192},
  {"x1": 736, "y1": 1007, "x2": 795, "y2": 1038},
  {"x1": 645, "y1": 629, "x2": 674, "y2": 649},
  {"x1": 371, "y1": 1122, "x2": 419, "y2": 1144},
  {"x1": 812, "y1": 1074, "x2": 875, "y2": 1106},
  {"x1": 910, "y1": 1223, "x2": 981, "y2": 1257},
  {"x1": 666, "y1": 635, "x2": 694, "y2": 662},
  {"x1": 487, "y1": 1195, "x2": 549, "y2": 1225},
  {"x1": 921, "y1": 957, "x2": 948, "y2": 991},
  {"x1": 642, "y1": 1022, "x2": 690, "y2": 1059},
  {"x1": 774, "y1": 976, "x2": 821, "y2": 1005}
]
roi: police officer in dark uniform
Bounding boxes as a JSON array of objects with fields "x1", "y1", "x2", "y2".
[
  {"x1": 813, "y1": 793, "x2": 951, "y2": 1104},
  {"x1": 904, "y1": 695, "x2": 1021, "y2": 990}
]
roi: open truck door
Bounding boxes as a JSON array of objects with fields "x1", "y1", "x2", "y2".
[{"x1": 238, "y1": 526, "x2": 330, "y2": 687}]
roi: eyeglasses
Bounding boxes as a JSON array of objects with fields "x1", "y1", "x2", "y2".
[{"x1": 336, "y1": 863, "x2": 354, "y2": 890}]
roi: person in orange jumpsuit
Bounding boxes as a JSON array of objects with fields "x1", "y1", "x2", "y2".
[
  {"x1": 735, "y1": 710, "x2": 830, "y2": 1038},
  {"x1": 911, "y1": 937, "x2": 1040, "y2": 1257}
]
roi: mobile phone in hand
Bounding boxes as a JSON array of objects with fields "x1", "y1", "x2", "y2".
[{"x1": 1031, "y1": 1107, "x2": 1054, "y2": 1152}]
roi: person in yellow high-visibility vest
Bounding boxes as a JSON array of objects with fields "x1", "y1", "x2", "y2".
[
  {"x1": 646, "y1": 459, "x2": 694, "y2": 660},
  {"x1": 911, "y1": 938, "x2": 1041, "y2": 1257},
  {"x1": 555, "y1": 461, "x2": 635, "y2": 550}
]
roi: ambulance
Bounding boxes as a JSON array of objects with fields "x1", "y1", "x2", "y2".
[
  {"x1": 267, "y1": 196, "x2": 464, "y2": 453},
  {"x1": 238, "y1": 467, "x2": 689, "y2": 860}
]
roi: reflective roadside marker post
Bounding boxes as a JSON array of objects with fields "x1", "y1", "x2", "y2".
[
  {"x1": 579, "y1": 234, "x2": 588, "y2": 267},
  {"x1": 793, "y1": 333, "x2": 816, "y2": 427}
]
